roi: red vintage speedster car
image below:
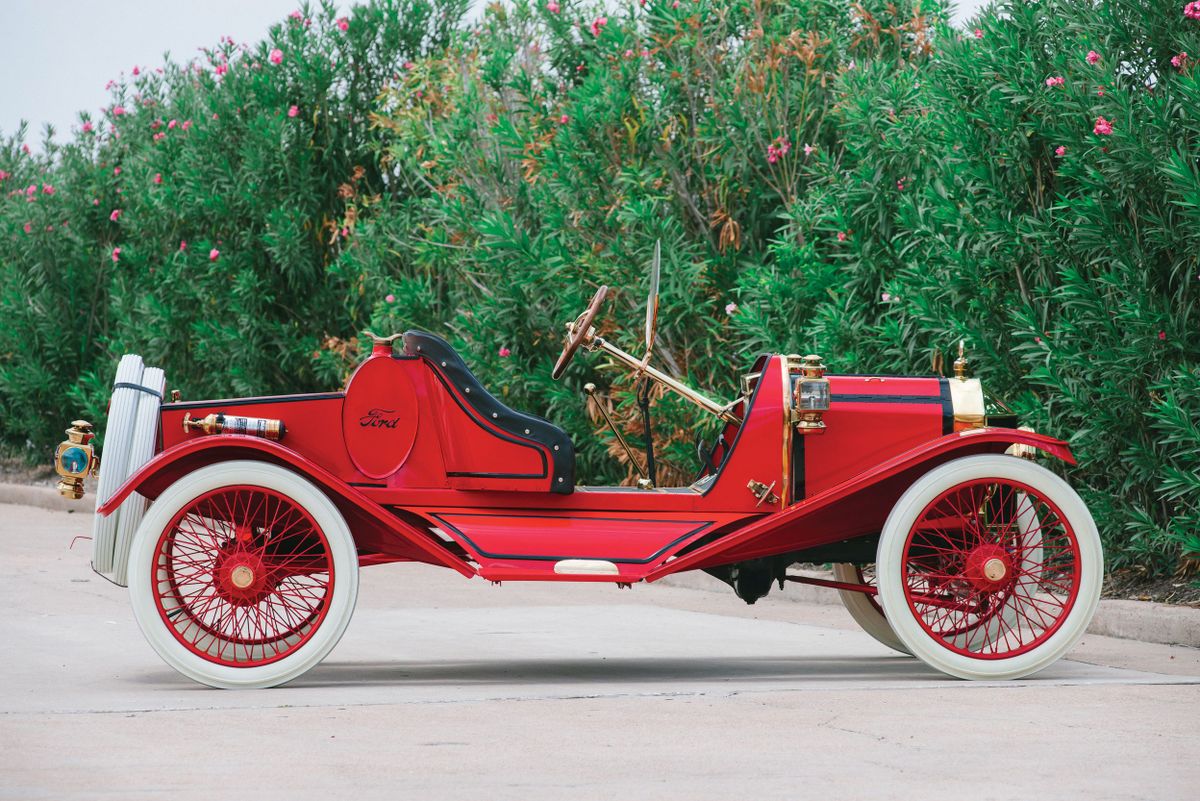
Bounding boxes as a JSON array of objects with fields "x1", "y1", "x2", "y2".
[{"x1": 54, "y1": 269, "x2": 1102, "y2": 688}]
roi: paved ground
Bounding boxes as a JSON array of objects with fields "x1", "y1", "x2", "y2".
[{"x1": 2, "y1": 504, "x2": 1198, "y2": 800}]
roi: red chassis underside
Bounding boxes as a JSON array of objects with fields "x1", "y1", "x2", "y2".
[{"x1": 100, "y1": 348, "x2": 1073, "y2": 585}]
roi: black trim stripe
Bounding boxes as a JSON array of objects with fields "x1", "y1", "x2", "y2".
[
  {"x1": 165, "y1": 391, "x2": 345, "y2": 410},
  {"x1": 938, "y1": 378, "x2": 954, "y2": 435},
  {"x1": 113, "y1": 381, "x2": 163, "y2": 400},
  {"x1": 429, "y1": 512, "x2": 714, "y2": 564},
  {"x1": 792, "y1": 427, "x2": 805, "y2": 501}
]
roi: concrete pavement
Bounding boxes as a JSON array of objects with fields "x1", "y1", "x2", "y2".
[{"x1": 1, "y1": 503, "x2": 1198, "y2": 800}]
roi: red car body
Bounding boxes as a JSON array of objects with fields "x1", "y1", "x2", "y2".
[{"x1": 99, "y1": 331, "x2": 1071, "y2": 587}]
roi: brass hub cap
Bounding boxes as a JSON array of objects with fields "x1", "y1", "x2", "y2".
[
  {"x1": 964, "y1": 545, "x2": 1014, "y2": 592},
  {"x1": 230, "y1": 565, "x2": 255, "y2": 589},
  {"x1": 983, "y1": 557, "x2": 1007, "y2": 582}
]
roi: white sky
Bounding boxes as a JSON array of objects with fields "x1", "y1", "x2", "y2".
[{"x1": 0, "y1": 0, "x2": 988, "y2": 146}]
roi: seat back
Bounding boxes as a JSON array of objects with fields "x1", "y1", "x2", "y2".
[{"x1": 404, "y1": 331, "x2": 575, "y2": 494}]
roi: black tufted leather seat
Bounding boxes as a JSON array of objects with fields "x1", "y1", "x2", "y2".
[{"x1": 403, "y1": 330, "x2": 575, "y2": 494}]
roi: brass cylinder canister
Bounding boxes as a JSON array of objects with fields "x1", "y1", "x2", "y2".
[{"x1": 183, "y1": 413, "x2": 286, "y2": 441}]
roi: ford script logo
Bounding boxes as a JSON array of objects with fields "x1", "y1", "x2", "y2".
[{"x1": 359, "y1": 408, "x2": 402, "y2": 429}]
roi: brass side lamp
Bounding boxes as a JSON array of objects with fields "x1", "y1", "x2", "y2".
[{"x1": 54, "y1": 420, "x2": 100, "y2": 499}]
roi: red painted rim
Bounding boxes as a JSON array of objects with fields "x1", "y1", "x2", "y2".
[
  {"x1": 901, "y1": 477, "x2": 1081, "y2": 659},
  {"x1": 151, "y1": 485, "x2": 335, "y2": 667}
]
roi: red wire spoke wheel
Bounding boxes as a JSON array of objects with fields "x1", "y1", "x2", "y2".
[
  {"x1": 153, "y1": 486, "x2": 334, "y2": 666},
  {"x1": 877, "y1": 455, "x2": 1102, "y2": 681},
  {"x1": 128, "y1": 461, "x2": 358, "y2": 689},
  {"x1": 901, "y1": 479, "x2": 1076, "y2": 658}
]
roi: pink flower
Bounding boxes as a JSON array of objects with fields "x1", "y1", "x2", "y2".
[
  {"x1": 403, "y1": 61, "x2": 415, "y2": 70},
  {"x1": 215, "y1": 63, "x2": 228, "y2": 77},
  {"x1": 485, "y1": 112, "x2": 499, "y2": 124},
  {"x1": 803, "y1": 143, "x2": 815, "y2": 156},
  {"x1": 289, "y1": 10, "x2": 302, "y2": 20},
  {"x1": 82, "y1": 121, "x2": 94, "y2": 133},
  {"x1": 92, "y1": 198, "x2": 99, "y2": 206},
  {"x1": 589, "y1": 16, "x2": 607, "y2": 37},
  {"x1": 624, "y1": 49, "x2": 634, "y2": 58},
  {"x1": 212, "y1": 113, "x2": 219, "y2": 120},
  {"x1": 209, "y1": 248, "x2": 220, "y2": 262},
  {"x1": 42, "y1": 184, "x2": 55, "y2": 195},
  {"x1": 132, "y1": 65, "x2": 140, "y2": 76},
  {"x1": 1086, "y1": 50, "x2": 1100, "y2": 64},
  {"x1": 725, "y1": 302, "x2": 738, "y2": 315},
  {"x1": 113, "y1": 167, "x2": 121, "y2": 175},
  {"x1": 1055, "y1": 145, "x2": 1066, "y2": 156},
  {"x1": 153, "y1": 173, "x2": 162, "y2": 184},
  {"x1": 105, "y1": 79, "x2": 116, "y2": 90},
  {"x1": 337, "y1": 17, "x2": 349, "y2": 31},
  {"x1": 25, "y1": 184, "x2": 35, "y2": 197},
  {"x1": 23, "y1": 222, "x2": 32, "y2": 234},
  {"x1": 672, "y1": 0, "x2": 679, "y2": 7},
  {"x1": 1158, "y1": 330, "x2": 1167, "y2": 340},
  {"x1": 498, "y1": 346, "x2": 512, "y2": 357},
  {"x1": 1187, "y1": 1, "x2": 1200, "y2": 20},
  {"x1": 973, "y1": 28, "x2": 984, "y2": 39},
  {"x1": 1034, "y1": 336, "x2": 1042, "y2": 344},
  {"x1": 288, "y1": 105, "x2": 299, "y2": 117},
  {"x1": 152, "y1": 132, "x2": 165, "y2": 142},
  {"x1": 0, "y1": 170, "x2": 7, "y2": 182},
  {"x1": 182, "y1": 120, "x2": 192, "y2": 131},
  {"x1": 881, "y1": 292, "x2": 892, "y2": 302},
  {"x1": 547, "y1": 1, "x2": 560, "y2": 12},
  {"x1": 179, "y1": 240, "x2": 187, "y2": 251},
  {"x1": 1093, "y1": 116, "x2": 1114, "y2": 135},
  {"x1": 836, "y1": 231, "x2": 847, "y2": 242},
  {"x1": 112, "y1": 105, "x2": 126, "y2": 116},
  {"x1": 109, "y1": 209, "x2": 121, "y2": 222},
  {"x1": 896, "y1": 179, "x2": 906, "y2": 190},
  {"x1": 150, "y1": 119, "x2": 162, "y2": 130},
  {"x1": 168, "y1": 119, "x2": 177, "y2": 129},
  {"x1": 1044, "y1": 75, "x2": 1065, "y2": 87},
  {"x1": 385, "y1": 293, "x2": 395, "y2": 303},
  {"x1": 1172, "y1": 52, "x2": 1188, "y2": 69},
  {"x1": 559, "y1": 114, "x2": 569, "y2": 124},
  {"x1": 111, "y1": 247, "x2": 121, "y2": 262},
  {"x1": 269, "y1": 48, "x2": 283, "y2": 65}
]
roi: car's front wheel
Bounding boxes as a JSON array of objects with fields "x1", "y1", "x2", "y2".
[
  {"x1": 127, "y1": 461, "x2": 359, "y2": 689},
  {"x1": 876, "y1": 454, "x2": 1102, "y2": 681}
]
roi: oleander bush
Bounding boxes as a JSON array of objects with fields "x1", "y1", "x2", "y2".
[{"x1": 0, "y1": 0, "x2": 1196, "y2": 574}]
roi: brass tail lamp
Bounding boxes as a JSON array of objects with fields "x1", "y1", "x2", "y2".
[{"x1": 54, "y1": 421, "x2": 100, "y2": 499}]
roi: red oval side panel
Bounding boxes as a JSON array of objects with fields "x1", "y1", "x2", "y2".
[{"x1": 342, "y1": 356, "x2": 419, "y2": 478}]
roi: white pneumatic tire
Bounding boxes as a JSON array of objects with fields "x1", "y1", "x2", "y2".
[
  {"x1": 831, "y1": 564, "x2": 911, "y2": 655},
  {"x1": 876, "y1": 455, "x2": 1102, "y2": 681},
  {"x1": 128, "y1": 461, "x2": 359, "y2": 689}
]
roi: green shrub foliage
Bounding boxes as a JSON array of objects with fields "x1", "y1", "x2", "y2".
[{"x1": 1, "y1": 0, "x2": 1196, "y2": 573}]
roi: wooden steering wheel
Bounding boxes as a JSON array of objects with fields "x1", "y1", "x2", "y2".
[{"x1": 552, "y1": 285, "x2": 609, "y2": 379}]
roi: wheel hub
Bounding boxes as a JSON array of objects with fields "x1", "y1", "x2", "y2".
[
  {"x1": 213, "y1": 549, "x2": 272, "y2": 605},
  {"x1": 964, "y1": 544, "x2": 1013, "y2": 592}
]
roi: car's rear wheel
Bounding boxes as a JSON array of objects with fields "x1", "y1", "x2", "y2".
[
  {"x1": 128, "y1": 461, "x2": 358, "y2": 689},
  {"x1": 876, "y1": 455, "x2": 1102, "y2": 680}
]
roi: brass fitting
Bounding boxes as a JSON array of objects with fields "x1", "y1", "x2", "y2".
[{"x1": 53, "y1": 420, "x2": 100, "y2": 500}]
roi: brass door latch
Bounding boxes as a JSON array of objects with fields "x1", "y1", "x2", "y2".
[{"x1": 747, "y1": 479, "x2": 779, "y2": 506}]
